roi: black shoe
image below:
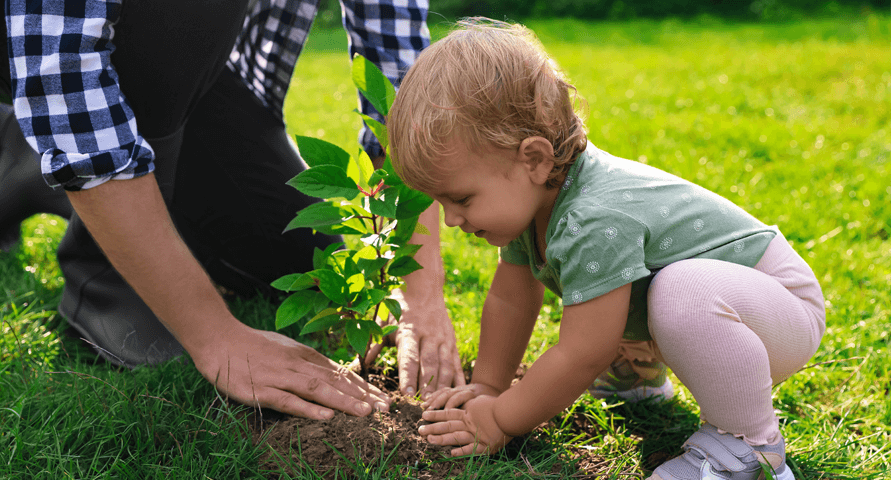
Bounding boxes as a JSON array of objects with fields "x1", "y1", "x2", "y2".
[
  {"x1": 58, "y1": 214, "x2": 185, "y2": 367},
  {"x1": 0, "y1": 104, "x2": 72, "y2": 252}
]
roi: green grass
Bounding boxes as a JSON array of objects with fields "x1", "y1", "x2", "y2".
[{"x1": 2, "y1": 15, "x2": 889, "y2": 479}]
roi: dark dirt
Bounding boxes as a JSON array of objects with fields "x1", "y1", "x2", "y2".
[
  {"x1": 247, "y1": 367, "x2": 460, "y2": 479},
  {"x1": 245, "y1": 365, "x2": 626, "y2": 479}
]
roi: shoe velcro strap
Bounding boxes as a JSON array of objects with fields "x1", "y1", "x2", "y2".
[{"x1": 683, "y1": 428, "x2": 753, "y2": 472}]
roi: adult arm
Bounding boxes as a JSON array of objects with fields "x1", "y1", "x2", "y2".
[
  {"x1": 67, "y1": 174, "x2": 390, "y2": 419},
  {"x1": 7, "y1": 0, "x2": 388, "y2": 419}
]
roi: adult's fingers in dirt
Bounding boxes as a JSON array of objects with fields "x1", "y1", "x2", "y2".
[
  {"x1": 436, "y1": 343, "x2": 455, "y2": 391},
  {"x1": 398, "y1": 334, "x2": 421, "y2": 395},
  {"x1": 257, "y1": 387, "x2": 340, "y2": 420},
  {"x1": 277, "y1": 373, "x2": 378, "y2": 417},
  {"x1": 453, "y1": 350, "x2": 467, "y2": 387},
  {"x1": 304, "y1": 361, "x2": 390, "y2": 408},
  {"x1": 364, "y1": 342, "x2": 385, "y2": 365},
  {"x1": 418, "y1": 339, "x2": 439, "y2": 400}
]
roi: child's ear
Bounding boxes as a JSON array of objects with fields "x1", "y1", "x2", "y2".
[{"x1": 517, "y1": 137, "x2": 555, "y2": 185}]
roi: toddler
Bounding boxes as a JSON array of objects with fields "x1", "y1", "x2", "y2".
[{"x1": 387, "y1": 19, "x2": 825, "y2": 480}]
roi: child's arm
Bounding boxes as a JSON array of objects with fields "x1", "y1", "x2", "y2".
[
  {"x1": 423, "y1": 259, "x2": 544, "y2": 409},
  {"x1": 421, "y1": 283, "x2": 630, "y2": 455}
]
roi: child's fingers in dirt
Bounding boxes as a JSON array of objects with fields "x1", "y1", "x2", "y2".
[{"x1": 422, "y1": 426, "x2": 476, "y2": 447}]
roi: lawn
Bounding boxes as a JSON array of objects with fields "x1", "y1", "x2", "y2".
[{"x1": 1, "y1": 15, "x2": 889, "y2": 479}]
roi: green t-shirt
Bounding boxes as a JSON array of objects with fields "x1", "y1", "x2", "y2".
[{"x1": 500, "y1": 142, "x2": 778, "y2": 341}]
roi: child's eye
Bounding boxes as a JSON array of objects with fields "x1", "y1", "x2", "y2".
[{"x1": 455, "y1": 196, "x2": 470, "y2": 206}]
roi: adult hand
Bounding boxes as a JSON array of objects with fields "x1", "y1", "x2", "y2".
[
  {"x1": 193, "y1": 322, "x2": 391, "y2": 420},
  {"x1": 419, "y1": 395, "x2": 512, "y2": 456},
  {"x1": 422, "y1": 383, "x2": 501, "y2": 410},
  {"x1": 365, "y1": 288, "x2": 465, "y2": 399}
]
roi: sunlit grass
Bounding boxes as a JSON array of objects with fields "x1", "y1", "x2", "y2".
[{"x1": 0, "y1": 15, "x2": 888, "y2": 478}]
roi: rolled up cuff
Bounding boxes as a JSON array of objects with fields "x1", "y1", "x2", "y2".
[{"x1": 41, "y1": 140, "x2": 155, "y2": 192}]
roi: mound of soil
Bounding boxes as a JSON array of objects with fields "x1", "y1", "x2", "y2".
[
  {"x1": 245, "y1": 365, "x2": 620, "y2": 479},
  {"x1": 248, "y1": 369, "x2": 458, "y2": 479}
]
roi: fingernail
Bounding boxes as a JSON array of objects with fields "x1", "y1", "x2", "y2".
[
  {"x1": 320, "y1": 408, "x2": 334, "y2": 419},
  {"x1": 357, "y1": 402, "x2": 372, "y2": 416},
  {"x1": 418, "y1": 426, "x2": 427, "y2": 434},
  {"x1": 422, "y1": 392, "x2": 431, "y2": 400},
  {"x1": 376, "y1": 402, "x2": 389, "y2": 412},
  {"x1": 406, "y1": 387, "x2": 415, "y2": 395}
]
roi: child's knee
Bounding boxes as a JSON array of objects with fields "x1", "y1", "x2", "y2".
[{"x1": 646, "y1": 260, "x2": 716, "y2": 339}]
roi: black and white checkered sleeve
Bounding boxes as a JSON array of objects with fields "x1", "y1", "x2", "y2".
[
  {"x1": 6, "y1": 0, "x2": 154, "y2": 191},
  {"x1": 341, "y1": 0, "x2": 430, "y2": 159}
]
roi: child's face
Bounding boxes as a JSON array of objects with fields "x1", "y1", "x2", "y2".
[{"x1": 424, "y1": 138, "x2": 554, "y2": 248}]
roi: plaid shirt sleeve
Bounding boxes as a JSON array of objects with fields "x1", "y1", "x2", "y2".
[
  {"x1": 6, "y1": 0, "x2": 154, "y2": 191},
  {"x1": 341, "y1": 0, "x2": 429, "y2": 159}
]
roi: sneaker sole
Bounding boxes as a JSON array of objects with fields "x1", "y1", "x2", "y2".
[
  {"x1": 761, "y1": 463, "x2": 796, "y2": 480},
  {"x1": 590, "y1": 377, "x2": 675, "y2": 402}
]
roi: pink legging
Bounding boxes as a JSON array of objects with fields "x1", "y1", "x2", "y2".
[{"x1": 625, "y1": 233, "x2": 826, "y2": 445}]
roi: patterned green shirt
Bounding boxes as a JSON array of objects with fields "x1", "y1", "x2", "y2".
[{"x1": 500, "y1": 143, "x2": 778, "y2": 341}]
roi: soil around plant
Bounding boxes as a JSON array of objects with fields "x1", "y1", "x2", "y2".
[
  {"x1": 248, "y1": 367, "x2": 459, "y2": 479},
  {"x1": 245, "y1": 365, "x2": 622, "y2": 479}
]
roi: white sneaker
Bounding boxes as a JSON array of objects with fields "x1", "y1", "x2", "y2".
[{"x1": 648, "y1": 423, "x2": 795, "y2": 480}]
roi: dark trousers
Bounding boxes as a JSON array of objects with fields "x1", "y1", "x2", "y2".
[{"x1": 1, "y1": 0, "x2": 337, "y2": 365}]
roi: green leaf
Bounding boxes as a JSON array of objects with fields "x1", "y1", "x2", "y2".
[
  {"x1": 358, "y1": 257, "x2": 389, "y2": 276},
  {"x1": 352, "y1": 54, "x2": 396, "y2": 117},
  {"x1": 353, "y1": 245, "x2": 378, "y2": 261},
  {"x1": 383, "y1": 298, "x2": 402, "y2": 321},
  {"x1": 275, "y1": 291, "x2": 317, "y2": 329},
  {"x1": 288, "y1": 165, "x2": 359, "y2": 199},
  {"x1": 394, "y1": 243, "x2": 423, "y2": 258},
  {"x1": 346, "y1": 273, "x2": 365, "y2": 294},
  {"x1": 414, "y1": 222, "x2": 431, "y2": 235},
  {"x1": 271, "y1": 273, "x2": 303, "y2": 291},
  {"x1": 312, "y1": 216, "x2": 367, "y2": 236},
  {"x1": 382, "y1": 325, "x2": 398, "y2": 336},
  {"x1": 271, "y1": 273, "x2": 316, "y2": 291},
  {"x1": 344, "y1": 288, "x2": 372, "y2": 317},
  {"x1": 307, "y1": 269, "x2": 348, "y2": 305},
  {"x1": 369, "y1": 169, "x2": 389, "y2": 186},
  {"x1": 301, "y1": 313, "x2": 343, "y2": 335},
  {"x1": 367, "y1": 288, "x2": 387, "y2": 305},
  {"x1": 380, "y1": 156, "x2": 404, "y2": 186},
  {"x1": 393, "y1": 185, "x2": 434, "y2": 220},
  {"x1": 348, "y1": 148, "x2": 375, "y2": 187},
  {"x1": 392, "y1": 216, "x2": 418, "y2": 244},
  {"x1": 357, "y1": 111, "x2": 388, "y2": 153},
  {"x1": 295, "y1": 136, "x2": 351, "y2": 170},
  {"x1": 283, "y1": 202, "x2": 347, "y2": 232},
  {"x1": 314, "y1": 242, "x2": 344, "y2": 270},
  {"x1": 388, "y1": 256, "x2": 423, "y2": 277},
  {"x1": 313, "y1": 292, "x2": 332, "y2": 313},
  {"x1": 346, "y1": 320, "x2": 373, "y2": 357},
  {"x1": 369, "y1": 189, "x2": 399, "y2": 218}
]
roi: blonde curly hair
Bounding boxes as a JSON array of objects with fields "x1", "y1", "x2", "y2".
[{"x1": 387, "y1": 18, "x2": 588, "y2": 192}]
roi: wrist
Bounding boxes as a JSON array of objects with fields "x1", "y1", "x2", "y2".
[{"x1": 491, "y1": 393, "x2": 524, "y2": 437}]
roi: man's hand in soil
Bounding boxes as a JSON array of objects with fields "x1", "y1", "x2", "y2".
[
  {"x1": 418, "y1": 395, "x2": 512, "y2": 456},
  {"x1": 364, "y1": 202, "x2": 465, "y2": 399},
  {"x1": 193, "y1": 323, "x2": 391, "y2": 420},
  {"x1": 67, "y1": 175, "x2": 389, "y2": 421},
  {"x1": 421, "y1": 383, "x2": 501, "y2": 410}
]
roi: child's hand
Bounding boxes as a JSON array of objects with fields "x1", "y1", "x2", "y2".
[
  {"x1": 422, "y1": 383, "x2": 501, "y2": 410},
  {"x1": 419, "y1": 395, "x2": 513, "y2": 456}
]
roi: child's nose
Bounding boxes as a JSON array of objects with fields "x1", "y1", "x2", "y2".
[{"x1": 443, "y1": 207, "x2": 464, "y2": 228}]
